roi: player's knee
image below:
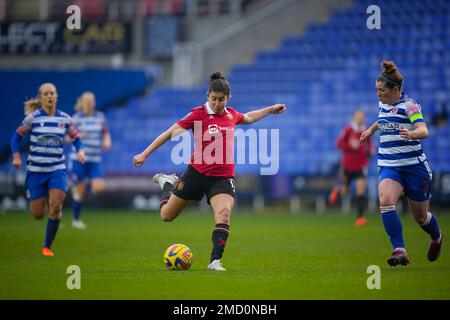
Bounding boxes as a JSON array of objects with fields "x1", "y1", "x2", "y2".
[
  {"x1": 379, "y1": 192, "x2": 395, "y2": 208},
  {"x1": 48, "y1": 209, "x2": 62, "y2": 220},
  {"x1": 48, "y1": 203, "x2": 63, "y2": 219},
  {"x1": 413, "y1": 212, "x2": 428, "y2": 225},
  {"x1": 92, "y1": 183, "x2": 106, "y2": 195},
  {"x1": 160, "y1": 214, "x2": 174, "y2": 222},
  {"x1": 160, "y1": 209, "x2": 175, "y2": 222},
  {"x1": 216, "y1": 207, "x2": 231, "y2": 224},
  {"x1": 31, "y1": 209, "x2": 45, "y2": 220},
  {"x1": 30, "y1": 202, "x2": 46, "y2": 219}
]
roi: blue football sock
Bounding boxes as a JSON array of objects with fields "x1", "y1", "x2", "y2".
[
  {"x1": 420, "y1": 212, "x2": 441, "y2": 241},
  {"x1": 72, "y1": 200, "x2": 82, "y2": 221},
  {"x1": 381, "y1": 210, "x2": 405, "y2": 250},
  {"x1": 44, "y1": 218, "x2": 60, "y2": 248}
]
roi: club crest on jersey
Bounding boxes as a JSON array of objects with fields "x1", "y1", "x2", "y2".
[
  {"x1": 410, "y1": 106, "x2": 420, "y2": 114},
  {"x1": 390, "y1": 107, "x2": 398, "y2": 114},
  {"x1": 175, "y1": 181, "x2": 185, "y2": 191},
  {"x1": 58, "y1": 122, "x2": 65, "y2": 129},
  {"x1": 226, "y1": 114, "x2": 233, "y2": 120}
]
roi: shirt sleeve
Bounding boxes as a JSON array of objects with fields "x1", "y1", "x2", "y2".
[
  {"x1": 16, "y1": 113, "x2": 34, "y2": 136},
  {"x1": 177, "y1": 111, "x2": 197, "y2": 130},
  {"x1": 405, "y1": 100, "x2": 425, "y2": 124},
  {"x1": 66, "y1": 116, "x2": 79, "y2": 139},
  {"x1": 101, "y1": 113, "x2": 109, "y2": 134},
  {"x1": 235, "y1": 111, "x2": 245, "y2": 125}
]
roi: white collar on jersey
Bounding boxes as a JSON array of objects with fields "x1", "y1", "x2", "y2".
[{"x1": 204, "y1": 101, "x2": 229, "y2": 115}]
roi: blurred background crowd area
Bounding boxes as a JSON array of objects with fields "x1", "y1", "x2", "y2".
[{"x1": 0, "y1": 0, "x2": 449, "y2": 211}]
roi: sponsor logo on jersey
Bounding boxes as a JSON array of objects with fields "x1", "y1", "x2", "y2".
[
  {"x1": 36, "y1": 134, "x2": 63, "y2": 147},
  {"x1": 390, "y1": 107, "x2": 398, "y2": 114},
  {"x1": 378, "y1": 121, "x2": 400, "y2": 132},
  {"x1": 175, "y1": 181, "x2": 185, "y2": 191}
]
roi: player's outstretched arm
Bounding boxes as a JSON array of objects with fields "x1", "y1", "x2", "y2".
[
  {"x1": 133, "y1": 123, "x2": 186, "y2": 167},
  {"x1": 360, "y1": 121, "x2": 378, "y2": 144},
  {"x1": 239, "y1": 104, "x2": 286, "y2": 125}
]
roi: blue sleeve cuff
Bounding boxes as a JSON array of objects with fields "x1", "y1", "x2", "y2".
[
  {"x1": 10, "y1": 132, "x2": 23, "y2": 153},
  {"x1": 72, "y1": 137, "x2": 83, "y2": 152}
]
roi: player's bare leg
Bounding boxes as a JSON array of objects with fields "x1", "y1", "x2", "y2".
[
  {"x1": 29, "y1": 197, "x2": 47, "y2": 220},
  {"x1": 408, "y1": 199, "x2": 443, "y2": 262},
  {"x1": 160, "y1": 194, "x2": 192, "y2": 222},
  {"x1": 91, "y1": 178, "x2": 106, "y2": 195},
  {"x1": 152, "y1": 173, "x2": 192, "y2": 222},
  {"x1": 208, "y1": 193, "x2": 234, "y2": 271}
]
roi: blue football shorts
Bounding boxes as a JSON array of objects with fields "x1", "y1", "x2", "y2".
[
  {"x1": 378, "y1": 160, "x2": 432, "y2": 202},
  {"x1": 70, "y1": 160, "x2": 104, "y2": 184},
  {"x1": 25, "y1": 170, "x2": 68, "y2": 201}
]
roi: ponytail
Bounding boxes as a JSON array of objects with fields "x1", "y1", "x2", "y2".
[
  {"x1": 24, "y1": 98, "x2": 41, "y2": 116},
  {"x1": 377, "y1": 60, "x2": 404, "y2": 89}
]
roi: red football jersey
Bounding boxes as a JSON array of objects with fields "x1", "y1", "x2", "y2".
[
  {"x1": 336, "y1": 123, "x2": 373, "y2": 171},
  {"x1": 177, "y1": 102, "x2": 245, "y2": 177}
]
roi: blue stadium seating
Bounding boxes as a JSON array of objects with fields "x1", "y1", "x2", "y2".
[{"x1": 103, "y1": 0, "x2": 450, "y2": 175}]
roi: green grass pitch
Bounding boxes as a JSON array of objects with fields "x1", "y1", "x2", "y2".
[{"x1": 0, "y1": 209, "x2": 449, "y2": 299}]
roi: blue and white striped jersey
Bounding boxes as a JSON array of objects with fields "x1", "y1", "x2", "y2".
[
  {"x1": 70, "y1": 111, "x2": 108, "y2": 163},
  {"x1": 16, "y1": 108, "x2": 79, "y2": 173},
  {"x1": 377, "y1": 93, "x2": 427, "y2": 167}
]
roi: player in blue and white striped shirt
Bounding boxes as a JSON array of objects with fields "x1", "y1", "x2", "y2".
[
  {"x1": 69, "y1": 92, "x2": 111, "y2": 229},
  {"x1": 11, "y1": 83, "x2": 85, "y2": 257},
  {"x1": 361, "y1": 61, "x2": 443, "y2": 266}
]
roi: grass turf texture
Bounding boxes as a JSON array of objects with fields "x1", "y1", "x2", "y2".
[{"x1": 0, "y1": 210, "x2": 449, "y2": 299}]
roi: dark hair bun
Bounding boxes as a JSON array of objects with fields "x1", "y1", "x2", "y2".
[
  {"x1": 210, "y1": 71, "x2": 226, "y2": 82},
  {"x1": 381, "y1": 60, "x2": 398, "y2": 75}
]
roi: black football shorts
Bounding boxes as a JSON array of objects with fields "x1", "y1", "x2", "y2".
[{"x1": 172, "y1": 165, "x2": 236, "y2": 204}]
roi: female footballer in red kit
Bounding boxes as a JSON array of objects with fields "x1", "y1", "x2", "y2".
[{"x1": 133, "y1": 71, "x2": 286, "y2": 270}]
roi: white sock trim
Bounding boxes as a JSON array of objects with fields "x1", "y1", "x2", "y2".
[
  {"x1": 380, "y1": 205, "x2": 396, "y2": 213},
  {"x1": 421, "y1": 212, "x2": 432, "y2": 226}
]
